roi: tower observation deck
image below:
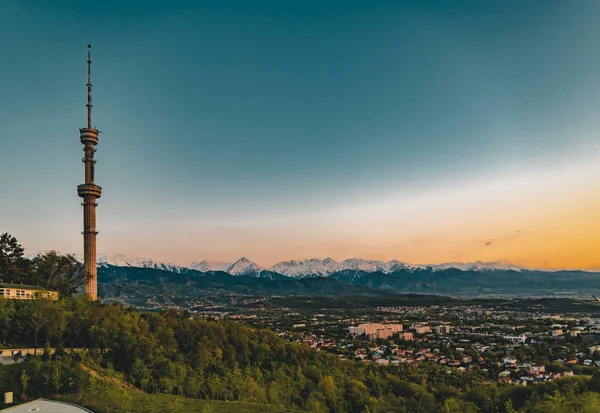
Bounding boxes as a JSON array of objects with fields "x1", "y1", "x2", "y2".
[{"x1": 77, "y1": 44, "x2": 101, "y2": 301}]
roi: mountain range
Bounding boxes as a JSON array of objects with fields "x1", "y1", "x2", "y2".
[
  {"x1": 96, "y1": 253, "x2": 527, "y2": 278},
  {"x1": 89, "y1": 253, "x2": 600, "y2": 306}
]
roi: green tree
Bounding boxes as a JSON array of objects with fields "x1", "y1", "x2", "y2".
[
  {"x1": 443, "y1": 397, "x2": 479, "y2": 413},
  {"x1": 45, "y1": 303, "x2": 68, "y2": 346},
  {"x1": 320, "y1": 375, "x2": 338, "y2": 411},
  {"x1": 30, "y1": 299, "x2": 53, "y2": 355},
  {"x1": 0, "y1": 233, "x2": 28, "y2": 282},
  {"x1": 20, "y1": 369, "x2": 29, "y2": 400},
  {"x1": 0, "y1": 299, "x2": 15, "y2": 344},
  {"x1": 87, "y1": 374, "x2": 99, "y2": 406},
  {"x1": 505, "y1": 399, "x2": 518, "y2": 413},
  {"x1": 30, "y1": 251, "x2": 85, "y2": 297},
  {"x1": 42, "y1": 342, "x2": 52, "y2": 360},
  {"x1": 51, "y1": 361, "x2": 62, "y2": 395},
  {"x1": 241, "y1": 376, "x2": 266, "y2": 404},
  {"x1": 345, "y1": 379, "x2": 372, "y2": 413}
]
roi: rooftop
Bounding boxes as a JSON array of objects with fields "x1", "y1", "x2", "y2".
[
  {"x1": 1, "y1": 399, "x2": 92, "y2": 412},
  {"x1": 0, "y1": 283, "x2": 52, "y2": 291}
]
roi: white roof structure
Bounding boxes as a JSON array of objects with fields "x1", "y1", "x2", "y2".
[{"x1": 1, "y1": 399, "x2": 92, "y2": 412}]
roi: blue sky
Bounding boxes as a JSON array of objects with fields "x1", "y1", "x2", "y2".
[{"x1": 1, "y1": 1, "x2": 599, "y2": 267}]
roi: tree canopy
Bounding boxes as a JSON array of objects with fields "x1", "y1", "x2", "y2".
[
  {"x1": 0, "y1": 299, "x2": 598, "y2": 412},
  {"x1": 0, "y1": 233, "x2": 84, "y2": 297}
]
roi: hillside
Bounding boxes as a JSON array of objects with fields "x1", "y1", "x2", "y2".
[{"x1": 0, "y1": 299, "x2": 599, "y2": 412}]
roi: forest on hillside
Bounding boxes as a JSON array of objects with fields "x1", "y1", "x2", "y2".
[{"x1": 1, "y1": 298, "x2": 600, "y2": 412}]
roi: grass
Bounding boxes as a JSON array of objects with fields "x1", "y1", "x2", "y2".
[
  {"x1": 0, "y1": 361, "x2": 300, "y2": 413},
  {"x1": 61, "y1": 391, "x2": 300, "y2": 413}
]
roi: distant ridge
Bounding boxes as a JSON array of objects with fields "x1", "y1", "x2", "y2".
[
  {"x1": 44, "y1": 252, "x2": 593, "y2": 277},
  {"x1": 96, "y1": 253, "x2": 188, "y2": 274},
  {"x1": 88, "y1": 253, "x2": 562, "y2": 276},
  {"x1": 189, "y1": 260, "x2": 232, "y2": 272}
]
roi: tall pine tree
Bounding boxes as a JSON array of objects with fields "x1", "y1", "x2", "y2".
[{"x1": 0, "y1": 233, "x2": 29, "y2": 283}]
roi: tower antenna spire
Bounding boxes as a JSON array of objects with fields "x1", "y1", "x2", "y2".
[
  {"x1": 78, "y1": 43, "x2": 102, "y2": 301},
  {"x1": 87, "y1": 44, "x2": 92, "y2": 129}
]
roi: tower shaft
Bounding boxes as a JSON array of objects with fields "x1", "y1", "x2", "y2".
[
  {"x1": 82, "y1": 194, "x2": 97, "y2": 297},
  {"x1": 77, "y1": 45, "x2": 101, "y2": 301}
]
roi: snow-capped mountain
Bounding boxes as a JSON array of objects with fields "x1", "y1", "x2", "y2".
[
  {"x1": 271, "y1": 258, "x2": 340, "y2": 277},
  {"x1": 189, "y1": 260, "x2": 233, "y2": 272},
  {"x1": 270, "y1": 258, "x2": 414, "y2": 277},
  {"x1": 96, "y1": 253, "x2": 188, "y2": 273},
  {"x1": 91, "y1": 253, "x2": 527, "y2": 277},
  {"x1": 341, "y1": 258, "x2": 411, "y2": 274},
  {"x1": 226, "y1": 257, "x2": 264, "y2": 276},
  {"x1": 93, "y1": 254, "x2": 600, "y2": 302},
  {"x1": 269, "y1": 258, "x2": 526, "y2": 277}
]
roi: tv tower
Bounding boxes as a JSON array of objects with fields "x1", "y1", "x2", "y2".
[{"x1": 77, "y1": 44, "x2": 102, "y2": 300}]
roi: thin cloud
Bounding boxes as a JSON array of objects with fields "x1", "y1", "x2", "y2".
[{"x1": 483, "y1": 230, "x2": 523, "y2": 247}]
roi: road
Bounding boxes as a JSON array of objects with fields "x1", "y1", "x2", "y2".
[{"x1": 0, "y1": 348, "x2": 84, "y2": 365}]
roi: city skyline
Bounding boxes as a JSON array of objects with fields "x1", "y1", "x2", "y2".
[{"x1": 1, "y1": 1, "x2": 600, "y2": 270}]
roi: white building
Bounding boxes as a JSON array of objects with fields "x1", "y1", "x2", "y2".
[
  {"x1": 505, "y1": 334, "x2": 527, "y2": 344},
  {"x1": 0, "y1": 284, "x2": 58, "y2": 301}
]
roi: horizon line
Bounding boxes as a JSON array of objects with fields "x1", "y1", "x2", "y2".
[{"x1": 24, "y1": 249, "x2": 600, "y2": 273}]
